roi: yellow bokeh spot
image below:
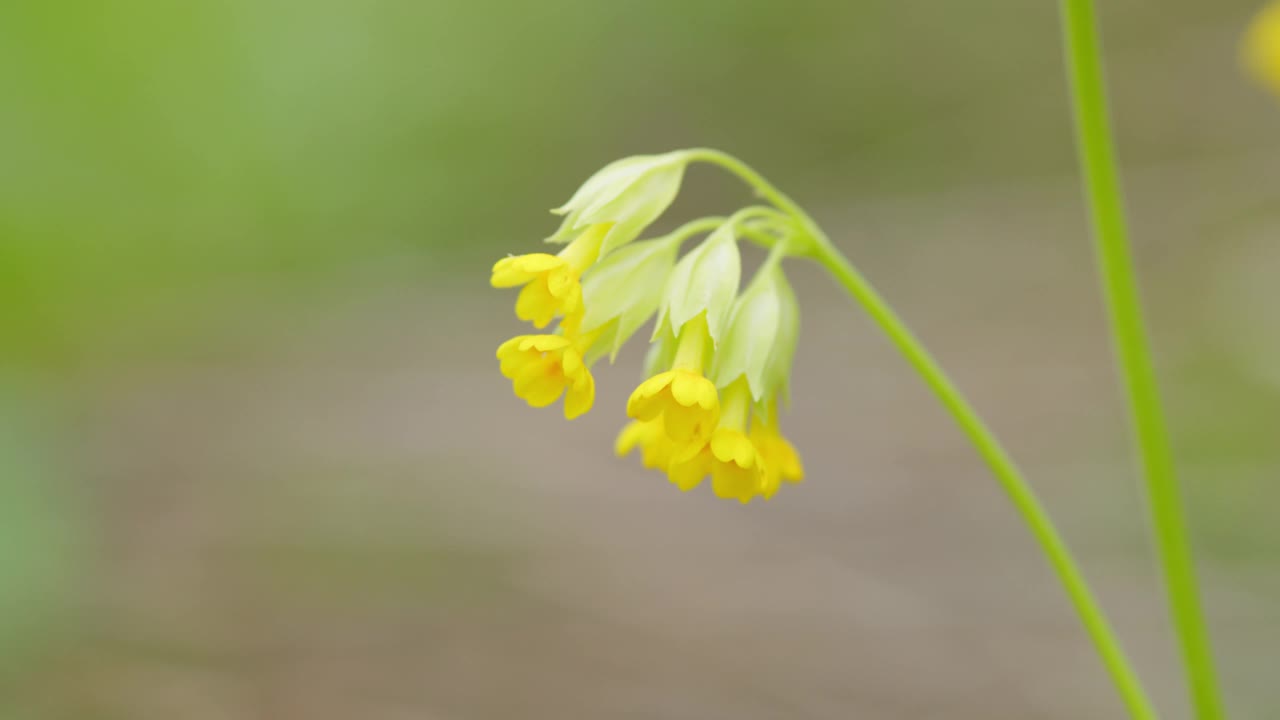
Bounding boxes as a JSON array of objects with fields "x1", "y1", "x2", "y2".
[{"x1": 1244, "y1": 2, "x2": 1280, "y2": 94}]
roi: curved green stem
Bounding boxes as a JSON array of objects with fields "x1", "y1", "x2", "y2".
[
  {"x1": 657, "y1": 216, "x2": 729, "y2": 247},
  {"x1": 1058, "y1": 2, "x2": 1223, "y2": 718},
  {"x1": 682, "y1": 149, "x2": 823, "y2": 258},
  {"x1": 687, "y1": 148, "x2": 1157, "y2": 720},
  {"x1": 736, "y1": 222, "x2": 791, "y2": 252},
  {"x1": 726, "y1": 204, "x2": 792, "y2": 230}
]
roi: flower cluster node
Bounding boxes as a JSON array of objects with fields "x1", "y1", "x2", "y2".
[{"x1": 491, "y1": 150, "x2": 806, "y2": 503}]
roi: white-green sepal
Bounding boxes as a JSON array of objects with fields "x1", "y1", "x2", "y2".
[
  {"x1": 766, "y1": 269, "x2": 800, "y2": 405},
  {"x1": 643, "y1": 323, "x2": 677, "y2": 379},
  {"x1": 546, "y1": 152, "x2": 687, "y2": 256},
  {"x1": 580, "y1": 237, "x2": 679, "y2": 360},
  {"x1": 656, "y1": 223, "x2": 740, "y2": 345},
  {"x1": 712, "y1": 265, "x2": 791, "y2": 399}
]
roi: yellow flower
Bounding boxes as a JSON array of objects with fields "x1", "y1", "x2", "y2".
[
  {"x1": 665, "y1": 380, "x2": 768, "y2": 502},
  {"x1": 496, "y1": 334, "x2": 595, "y2": 420},
  {"x1": 1245, "y1": 2, "x2": 1280, "y2": 94},
  {"x1": 491, "y1": 224, "x2": 609, "y2": 329},
  {"x1": 491, "y1": 151, "x2": 811, "y2": 505},
  {"x1": 750, "y1": 419, "x2": 804, "y2": 499},
  {"x1": 620, "y1": 381, "x2": 799, "y2": 503},
  {"x1": 627, "y1": 370, "x2": 719, "y2": 443},
  {"x1": 615, "y1": 416, "x2": 684, "y2": 470},
  {"x1": 626, "y1": 314, "x2": 719, "y2": 447}
]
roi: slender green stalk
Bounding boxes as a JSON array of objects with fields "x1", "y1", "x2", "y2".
[
  {"x1": 685, "y1": 147, "x2": 1157, "y2": 719},
  {"x1": 1057, "y1": 2, "x2": 1223, "y2": 718}
]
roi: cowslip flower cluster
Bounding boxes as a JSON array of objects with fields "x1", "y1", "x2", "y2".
[
  {"x1": 1245, "y1": 2, "x2": 1280, "y2": 94},
  {"x1": 491, "y1": 151, "x2": 804, "y2": 503}
]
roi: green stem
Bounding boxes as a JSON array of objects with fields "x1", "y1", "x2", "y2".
[
  {"x1": 818, "y1": 245, "x2": 1157, "y2": 720},
  {"x1": 686, "y1": 147, "x2": 1157, "y2": 719},
  {"x1": 658, "y1": 216, "x2": 729, "y2": 247},
  {"x1": 1058, "y1": 2, "x2": 1223, "y2": 718},
  {"x1": 682, "y1": 150, "x2": 823, "y2": 257}
]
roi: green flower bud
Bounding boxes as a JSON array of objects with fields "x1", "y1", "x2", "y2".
[
  {"x1": 643, "y1": 324, "x2": 676, "y2": 380},
  {"x1": 766, "y1": 268, "x2": 800, "y2": 404},
  {"x1": 579, "y1": 236, "x2": 680, "y2": 360},
  {"x1": 654, "y1": 223, "x2": 741, "y2": 345},
  {"x1": 712, "y1": 263, "x2": 798, "y2": 401},
  {"x1": 547, "y1": 152, "x2": 687, "y2": 257}
]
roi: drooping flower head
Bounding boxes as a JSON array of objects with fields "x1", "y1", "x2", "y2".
[{"x1": 492, "y1": 150, "x2": 808, "y2": 503}]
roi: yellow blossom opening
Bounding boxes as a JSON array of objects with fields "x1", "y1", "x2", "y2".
[
  {"x1": 625, "y1": 313, "x2": 719, "y2": 450},
  {"x1": 1245, "y1": 2, "x2": 1280, "y2": 94},
  {"x1": 496, "y1": 334, "x2": 595, "y2": 420},
  {"x1": 627, "y1": 369, "x2": 719, "y2": 444},
  {"x1": 665, "y1": 380, "x2": 768, "y2": 502},
  {"x1": 490, "y1": 223, "x2": 610, "y2": 329}
]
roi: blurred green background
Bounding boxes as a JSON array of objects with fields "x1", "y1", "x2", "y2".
[{"x1": 2, "y1": 0, "x2": 1278, "y2": 717}]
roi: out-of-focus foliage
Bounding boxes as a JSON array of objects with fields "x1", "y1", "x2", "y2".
[
  {"x1": 0, "y1": 379, "x2": 80, "y2": 691},
  {"x1": 4, "y1": 0, "x2": 1262, "y2": 367}
]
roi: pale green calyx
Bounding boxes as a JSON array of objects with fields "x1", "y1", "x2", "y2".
[
  {"x1": 546, "y1": 151, "x2": 687, "y2": 257},
  {"x1": 765, "y1": 266, "x2": 800, "y2": 404},
  {"x1": 643, "y1": 323, "x2": 676, "y2": 379},
  {"x1": 579, "y1": 235, "x2": 681, "y2": 360},
  {"x1": 654, "y1": 222, "x2": 741, "y2": 345},
  {"x1": 712, "y1": 261, "x2": 798, "y2": 401}
]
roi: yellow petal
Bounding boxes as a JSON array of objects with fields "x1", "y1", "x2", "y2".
[
  {"x1": 711, "y1": 461, "x2": 761, "y2": 504},
  {"x1": 561, "y1": 346, "x2": 584, "y2": 378},
  {"x1": 669, "y1": 370, "x2": 708, "y2": 408},
  {"x1": 668, "y1": 452, "x2": 710, "y2": 491},
  {"x1": 512, "y1": 356, "x2": 563, "y2": 406},
  {"x1": 710, "y1": 430, "x2": 756, "y2": 469},
  {"x1": 515, "y1": 282, "x2": 558, "y2": 328},
  {"x1": 496, "y1": 335, "x2": 528, "y2": 361},
  {"x1": 662, "y1": 406, "x2": 701, "y2": 443},
  {"x1": 626, "y1": 371, "x2": 675, "y2": 419},
  {"x1": 544, "y1": 267, "x2": 578, "y2": 299},
  {"x1": 774, "y1": 437, "x2": 804, "y2": 482},
  {"x1": 491, "y1": 253, "x2": 564, "y2": 287},
  {"x1": 665, "y1": 436, "x2": 705, "y2": 466},
  {"x1": 615, "y1": 421, "x2": 648, "y2": 457},
  {"x1": 519, "y1": 335, "x2": 572, "y2": 353},
  {"x1": 563, "y1": 370, "x2": 595, "y2": 420}
]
